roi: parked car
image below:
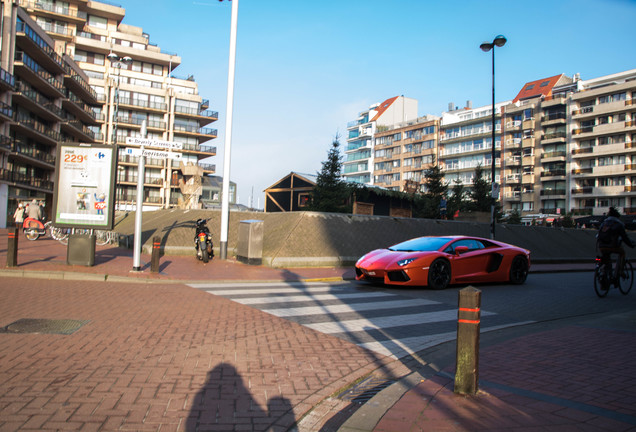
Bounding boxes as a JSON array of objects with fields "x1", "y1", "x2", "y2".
[{"x1": 355, "y1": 235, "x2": 530, "y2": 289}]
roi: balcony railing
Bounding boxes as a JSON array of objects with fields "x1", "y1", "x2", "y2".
[
  {"x1": 0, "y1": 101, "x2": 13, "y2": 119},
  {"x1": 119, "y1": 97, "x2": 167, "y2": 111},
  {"x1": 12, "y1": 138, "x2": 55, "y2": 165},
  {"x1": 15, "y1": 21, "x2": 65, "y2": 71},
  {"x1": 198, "y1": 163, "x2": 216, "y2": 172},
  {"x1": 173, "y1": 124, "x2": 218, "y2": 136},
  {"x1": 541, "y1": 151, "x2": 566, "y2": 159},
  {"x1": 0, "y1": 68, "x2": 15, "y2": 89},
  {"x1": 15, "y1": 51, "x2": 65, "y2": 95},
  {"x1": 17, "y1": 0, "x2": 87, "y2": 20},
  {"x1": 0, "y1": 168, "x2": 53, "y2": 191},
  {"x1": 541, "y1": 189, "x2": 566, "y2": 196},
  {"x1": 13, "y1": 112, "x2": 61, "y2": 143},
  {"x1": 541, "y1": 169, "x2": 566, "y2": 177}
]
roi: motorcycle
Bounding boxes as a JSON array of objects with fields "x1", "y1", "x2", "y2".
[
  {"x1": 22, "y1": 217, "x2": 47, "y2": 241},
  {"x1": 194, "y1": 218, "x2": 214, "y2": 263}
]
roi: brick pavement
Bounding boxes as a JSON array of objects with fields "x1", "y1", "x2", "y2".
[{"x1": 0, "y1": 277, "x2": 400, "y2": 431}]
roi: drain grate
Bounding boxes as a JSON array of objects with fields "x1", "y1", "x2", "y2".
[
  {"x1": 0, "y1": 319, "x2": 89, "y2": 335},
  {"x1": 338, "y1": 376, "x2": 396, "y2": 404}
]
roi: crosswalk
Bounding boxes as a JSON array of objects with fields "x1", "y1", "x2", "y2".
[{"x1": 189, "y1": 281, "x2": 533, "y2": 359}]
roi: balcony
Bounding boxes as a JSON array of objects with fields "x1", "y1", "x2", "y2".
[
  {"x1": 0, "y1": 101, "x2": 13, "y2": 121},
  {"x1": 540, "y1": 189, "x2": 566, "y2": 197},
  {"x1": 119, "y1": 97, "x2": 167, "y2": 112},
  {"x1": 10, "y1": 138, "x2": 55, "y2": 168},
  {"x1": 174, "y1": 106, "x2": 219, "y2": 126},
  {"x1": 17, "y1": 0, "x2": 87, "y2": 24},
  {"x1": 173, "y1": 125, "x2": 218, "y2": 142},
  {"x1": 13, "y1": 51, "x2": 65, "y2": 98},
  {"x1": 15, "y1": 21, "x2": 66, "y2": 75},
  {"x1": 12, "y1": 112, "x2": 60, "y2": 145},
  {"x1": 541, "y1": 132, "x2": 566, "y2": 144},
  {"x1": 12, "y1": 81, "x2": 63, "y2": 122},
  {"x1": 36, "y1": 20, "x2": 74, "y2": 40},
  {"x1": 504, "y1": 137, "x2": 522, "y2": 149},
  {"x1": 60, "y1": 117, "x2": 96, "y2": 142},
  {"x1": 505, "y1": 120, "x2": 522, "y2": 130},
  {"x1": 198, "y1": 163, "x2": 216, "y2": 173},
  {"x1": 64, "y1": 72, "x2": 98, "y2": 104},
  {"x1": 63, "y1": 90, "x2": 98, "y2": 124},
  {"x1": 0, "y1": 68, "x2": 15, "y2": 91},
  {"x1": 571, "y1": 167, "x2": 594, "y2": 175},
  {"x1": 540, "y1": 151, "x2": 566, "y2": 162},
  {"x1": 0, "y1": 168, "x2": 53, "y2": 191},
  {"x1": 540, "y1": 169, "x2": 566, "y2": 178}
]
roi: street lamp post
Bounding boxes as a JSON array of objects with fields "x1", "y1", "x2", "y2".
[
  {"x1": 219, "y1": 0, "x2": 239, "y2": 260},
  {"x1": 480, "y1": 35, "x2": 506, "y2": 240},
  {"x1": 107, "y1": 53, "x2": 132, "y2": 211}
]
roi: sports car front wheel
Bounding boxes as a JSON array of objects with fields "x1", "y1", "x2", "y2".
[
  {"x1": 509, "y1": 256, "x2": 529, "y2": 284},
  {"x1": 428, "y1": 259, "x2": 451, "y2": 290}
]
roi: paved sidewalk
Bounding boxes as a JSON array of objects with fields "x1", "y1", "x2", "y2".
[{"x1": 1, "y1": 229, "x2": 635, "y2": 432}]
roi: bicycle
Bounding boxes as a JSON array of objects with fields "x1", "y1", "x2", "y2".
[
  {"x1": 594, "y1": 253, "x2": 633, "y2": 297},
  {"x1": 45, "y1": 221, "x2": 70, "y2": 244}
]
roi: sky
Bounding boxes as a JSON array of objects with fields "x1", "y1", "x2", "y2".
[{"x1": 119, "y1": 0, "x2": 636, "y2": 209}]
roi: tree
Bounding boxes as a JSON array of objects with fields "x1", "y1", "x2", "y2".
[
  {"x1": 506, "y1": 209, "x2": 522, "y2": 224},
  {"x1": 447, "y1": 179, "x2": 468, "y2": 220},
  {"x1": 421, "y1": 164, "x2": 448, "y2": 219},
  {"x1": 309, "y1": 136, "x2": 350, "y2": 213},
  {"x1": 469, "y1": 164, "x2": 492, "y2": 212}
]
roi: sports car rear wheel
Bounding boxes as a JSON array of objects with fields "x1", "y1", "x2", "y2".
[
  {"x1": 428, "y1": 259, "x2": 450, "y2": 290},
  {"x1": 509, "y1": 256, "x2": 529, "y2": 284}
]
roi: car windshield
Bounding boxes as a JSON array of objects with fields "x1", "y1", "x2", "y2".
[{"x1": 388, "y1": 237, "x2": 452, "y2": 252}]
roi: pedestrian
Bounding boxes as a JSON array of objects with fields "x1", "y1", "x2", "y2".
[
  {"x1": 26, "y1": 198, "x2": 42, "y2": 220},
  {"x1": 13, "y1": 203, "x2": 25, "y2": 229}
]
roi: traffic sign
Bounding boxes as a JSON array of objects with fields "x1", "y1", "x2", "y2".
[
  {"x1": 125, "y1": 137, "x2": 183, "y2": 151},
  {"x1": 124, "y1": 147, "x2": 182, "y2": 161}
]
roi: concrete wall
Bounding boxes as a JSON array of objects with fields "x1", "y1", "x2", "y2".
[{"x1": 113, "y1": 209, "x2": 625, "y2": 267}]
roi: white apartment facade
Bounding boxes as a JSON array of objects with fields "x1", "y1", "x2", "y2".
[{"x1": 344, "y1": 96, "x2": 418, "y2": 186}]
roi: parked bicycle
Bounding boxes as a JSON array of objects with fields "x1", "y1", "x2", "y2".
[
  {"x1": 45, "y1": 222, "x2": 113, "y2": 246},
  {"x1": 594, "y1": 253, "x2": 633, "y2": 297}
]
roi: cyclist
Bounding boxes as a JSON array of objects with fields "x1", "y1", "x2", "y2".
[{"x1": 597, "y1": 207, "x2": 634, "y2": 282}]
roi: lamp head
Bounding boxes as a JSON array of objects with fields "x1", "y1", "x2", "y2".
[
  {"x1": 121, "y1": 56, "x2": 133, "y2": 65},
  {"x1": 480, "y1": 42, "x2": 493, "y2": 52},
  {"x1": 107, "y1": 52, "x2": 119, "y2": 62},
  {"x1": 493, "y1": 35, "x2": 507, "y2": 47}
]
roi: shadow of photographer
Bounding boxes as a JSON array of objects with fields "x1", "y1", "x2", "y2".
[{"x1": 186, "y1": 362, "x2": 294, "y2": 431}]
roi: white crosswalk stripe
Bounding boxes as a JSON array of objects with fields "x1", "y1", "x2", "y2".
[{"x1": 191, "y1": 281, "x2": 533, "y2": 360}]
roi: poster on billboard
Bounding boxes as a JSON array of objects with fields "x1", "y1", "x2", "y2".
[{"x1": 52, "y1": 143, "x2": 117, "y2": 230}]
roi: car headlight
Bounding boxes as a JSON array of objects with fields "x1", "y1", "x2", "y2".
[{"x1": 397, "y1": 257, "x2": 416, "y2": 267}]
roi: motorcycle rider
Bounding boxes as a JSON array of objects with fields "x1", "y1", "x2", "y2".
[{"x1": 194, "y1": 219, "x2": 213, "y2": 260}]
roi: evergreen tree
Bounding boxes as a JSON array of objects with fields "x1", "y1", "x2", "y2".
[
  {"x1": 309, "y1": 136, "x2": 350, "y2": 213},
  {"x1": 506, "y1": 209, "x2": 522, "y2": 224},
  {"x1": 469, "y1": 164, "x2": 493, "y2": 212},
  {"x1": 447, "y1": 179, "x2": 467, "y2": 220},
  {"x1": 422, "y1": 164, "x2": 448, "y2": 219}
]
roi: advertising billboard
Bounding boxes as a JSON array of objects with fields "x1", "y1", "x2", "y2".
[{"x1": 52, "y1": 144, "x2": 117, "y2": 230}]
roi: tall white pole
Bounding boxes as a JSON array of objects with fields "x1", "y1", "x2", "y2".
[
  {"x1": 132, "y1": 120, "x2": 147, "y2": 271},
  {"x1": 219, "y1": 0, "x2": 239, "y2": 260}
]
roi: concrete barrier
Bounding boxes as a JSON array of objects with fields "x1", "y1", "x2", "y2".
[{"x1": 113, "y1": 209, "x2": 629, "y2": 267}]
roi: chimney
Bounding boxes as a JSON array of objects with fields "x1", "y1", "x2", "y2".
[
  {"x1": 466, "y1": 100, "x2": 472, "y2": 109},
  {"x1": 448, "y1": 102, "x2": 454, "y2": 111}
]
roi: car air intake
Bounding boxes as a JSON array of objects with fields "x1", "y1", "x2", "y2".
[{"x1": 387, "y1": 270, "x2": 410, "y2": 282}]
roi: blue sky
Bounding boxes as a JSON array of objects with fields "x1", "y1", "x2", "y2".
[{"x1": 120, "y1": 0, "x2": 636, "y2": 208}]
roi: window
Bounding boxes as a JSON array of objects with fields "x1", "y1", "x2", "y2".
[
  {"x1": 599, "y1": 92, "x2": 626, "y2": 104},
  {"x1": 525, "y1": 84, "x2": 535, "y2": 91},
  {"x1": 94, "y1": 53, "x2": 104, "y2": 66},
  {"x1": 540, "y1": 80, "x2": 550, "y2": 87},
  {"x1": 132, "y1": 61, "x2": 142, "y2": 72},
  {"x1": 74, "y1": 49, "x2": 88, "y2": 63},
  {"x1": 87, "y1": 15, "x2": 107, "y2": 29}
]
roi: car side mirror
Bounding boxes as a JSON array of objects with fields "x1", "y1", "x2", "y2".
[{"x1": 454, "y1": 246, "x2": 469, "y2": 255}]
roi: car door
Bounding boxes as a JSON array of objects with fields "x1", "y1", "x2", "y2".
[{"x1": 446, "y1": 239, "x2": 492, "y2": 282}]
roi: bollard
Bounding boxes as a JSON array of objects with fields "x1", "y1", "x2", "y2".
[
  {"x1": 454, "y1": 285, "x2": 481, "y2": 395},
  {"x1": 150, "y1": 236, "x2": 161, "y2": 273},
  {"x1": 7, "y1": 227, "x2": 18, "y2": 267}
]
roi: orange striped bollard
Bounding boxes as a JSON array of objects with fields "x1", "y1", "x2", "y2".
[
  {"x1": 150, "y1": 236, "x2": 161, "y2": 273},
  {"x1": 7, "y1": 227, "x2": 18, "y2": 267},
  {"x1": 454, "y1": 286, "x2": 481, "y2": 395}
]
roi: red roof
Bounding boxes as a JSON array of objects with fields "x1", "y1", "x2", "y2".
[
  {"x1": 512, "y1": 75, "x2": 563, "y2": 103},
  {"x1": 370, "y1": 96, "x2": 399, "y2": 122}
]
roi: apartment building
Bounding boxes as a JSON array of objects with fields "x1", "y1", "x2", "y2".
[
  {"x1": 373, "y1": 116, "x2": 438, "y2": 191},
  {"x1": 500, "y1": 74, "x2": 574, "y2": 216},
  {"x1": 0, "y1": 4, "x2": 99, "y2": 226},
  {"x1": 344, "y1": 96, "x2": 418, "y2": 185},
  {"x1": 569, "y1": 69, "x2": 636, "y2": 216},
  {"x1": 438, "y1": 101, "x2": 508, "y2": 191},
  {"x1": 15, "y1": 0, "x2": 217, "y2": 212}
]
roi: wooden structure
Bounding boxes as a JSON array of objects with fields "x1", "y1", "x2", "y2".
[{"x1": 264, "y1": 172, "x2": 316, "y2": 212}]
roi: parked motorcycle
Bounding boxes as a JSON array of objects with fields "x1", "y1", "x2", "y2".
[
  {"x1": 22, "y1": 217, "x2": 47, "y2": 241},
  {"x1": 194, "y1": 218, "x2": 214, "y2": 263}
]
